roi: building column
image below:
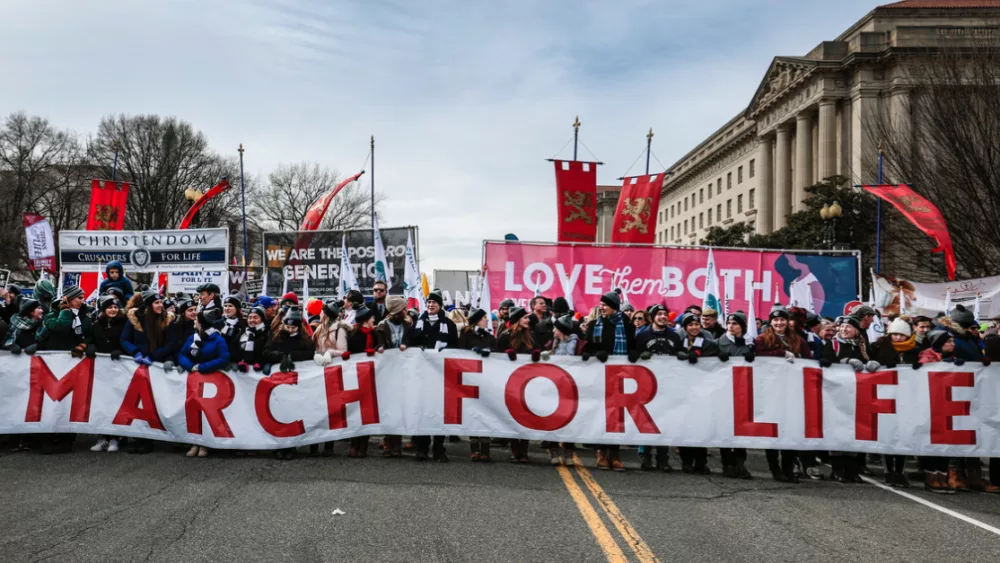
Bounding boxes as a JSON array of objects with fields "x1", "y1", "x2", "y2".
[
  {"x1": 794, "y1": 111, "x2": 813, "y2": 211},
  {"x1": 818, "y1": 100, "x2": 837, "y2": 181},
  {"x1": 851, "y1": 92, "x2": 879, "y2": 183},
  {"x1": 756, "y1": 135, "x2": 774, "y2": 234},
  {"x1": 773, "y1": 123, "x2": 792, "y2": 230}
]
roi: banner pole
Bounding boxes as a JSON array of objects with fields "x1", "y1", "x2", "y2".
[
  {"x1": 876, "y1": 143, "x2": 884, "y2": 274},
  {"x1": 572, "y1": 116, "x2": 580, "y2": 161},
  {"x1": 645, "y1": 128, "x2": 653, "y2": 175},
  {"x1": 370, "y1": 135, "x2": 375, "y2": 229},
  {"x1": 239, "y1": 144, "x2": 248, "y2": 279}
]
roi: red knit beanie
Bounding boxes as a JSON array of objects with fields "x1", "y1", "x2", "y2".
[
  {"x1": 281, "y1": 292, "x2": 299, "y2": 306},
  {"x1": 306, "y1": 298, "x2": 323, "y2": 318}
]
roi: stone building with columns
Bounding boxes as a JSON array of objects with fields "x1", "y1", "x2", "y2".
[{"x1": 655, "y1": 0, "x2": 1000, "y2": 245}]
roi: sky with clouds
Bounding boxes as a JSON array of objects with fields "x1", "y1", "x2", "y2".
[{"x1": 0, "y1": 0, "x2": 879, "y2": 274}]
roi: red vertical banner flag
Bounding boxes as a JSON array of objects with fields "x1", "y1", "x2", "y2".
[
  {"x1": 861, "y1": 184, "x2": 957, "y2": 280},
  {"x1": 87, "y1": 179, "x2": 130, "y2": 231},
  {"x1": 553, "y1": 160, "x2": 598, "y2": 243},
  {"x1": 610, "y1": 173, "x2": 664, "y2": 244}
]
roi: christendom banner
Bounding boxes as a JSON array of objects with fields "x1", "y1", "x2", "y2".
[
  {"x1": 87, "y1": 178, "x2": 129, "y2": 231},
  {"x1": 553, "y1": 160, "x2": 598, "y2": 242},
  {"x1": 2, "y1": 352, "x2": 998, "y2": 455},
  {"x1": 611, "y1": 173, "x2": 663, "y2": 244}
]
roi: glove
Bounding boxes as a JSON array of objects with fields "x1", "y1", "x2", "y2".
[
  {"x1": 314, "y1": 353, "x2": 326, "y2": 366},
  {"x1": 479, "y1": 348, "x2": 491, "y2": 358},
  {"x1": 341, "y1": 351, "x2": 351, "y2": 361},
  {"x1": 783, "y1": 351, "x2": 795, "y2": 363},
  {"x1": 253, "y1": 363, "x2": 263, "y2": 372},
  {"x1": 886, "y1": 362, "x2": 897, "y2": 369},
  {"x1": 366, "y1": 349, "x2": 376, "y2": 357},
  {"x1": 819, "y1": 358, "x2": 832, "y2": 368},
  {"x1": 687, "y1": 351, "x2": 699, "y2": 365},
  {"x1": 237, "y1": 361, "x2": 249, "y2": 373},
  {"x1": 134, "y1": 352, "x2": 145, "y2": 364},
  {"x1": 228, "y1": 362, "x2": 238, "y2": 372},
  {"x1": 912, "y1": 361, "x2": 923, "y2": 370},
  {"x1": 581, "y1": 351, "x2": 591, "y2": 362},
  {"x1": 718, "y1": 352, "x2": 730, "y2": 363},
  {"x1": 848, "y1": 358, "x2": 865, "y2": 371},
  {"x1": 677, "y1": 350, "x2": 689, "y2": 362},
  {"x1": 471, "y1": 347, "x2": 481, "y2": 355},
  {"x1": 280, "y1": 354, "x2": 295, "y2": 373},
  {"x1": 110, "y1": 349, "x2": 122, "y2": 361},
  {"x1": 627, "y1": 350, "x2": 640, "y2": 363},
  {"x1": 865, "y1": 361, "x2": 881, "y2": 373},
  {"x1": 24, "y1": 344, "x2": 37, "y2": 355},
  {"x1": 191, "y1": 364, "x2": 200, "y2": 373},
  {"x1": 163, "y1": 361, "x2": 176, "y2": 372},
  {"x1": 595, "y1": 350, "x2": 609, "y2": 363},
  {"x1": 71, "y1": 343, "x2": 86, "y2": 359},
  {"x1": 399, "y1": 344, "x2": 407, "y2": 351},
  {"x1": 954, "y1": 358, "x2": 966, "y2": 366},
  {"x1": 640, "y1": 351, "x2": 652, "y2": 361},
  {"x1": 262, "y1": 363, "x2": 272, "y2": 375},
  {"x1": 506, "y1": 349, "x2": 517, "y2": 361},
  {"x1": 541, "y1": 351, "x2": 550, "y2": 361},
  {"x1": 8, "y1": 344, "x2": 21, "y2": 355},
  {"x1": 984, "y1": 358, "x2": 992, "y2": 367},
  {"x1": 531, "y1": 350, "x2": 541, "y2": 363},
  {"x1": 744, "y1": 352, "x2": 756, "y2": 363},
  {"x1": 85, "y1": 344, "x2": 97, "y2": 359}
]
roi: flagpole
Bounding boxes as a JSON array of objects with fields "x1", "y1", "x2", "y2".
[
  {"x1": 876, "y1": 142, "x2": 884, "y2": 274},
  {"x1": 111, "y1": 139, "x2": 120, "y2": 181},
  {"x1": 645, "y1": 128, "x2": 653, "y2": 175},
  {"x1": 239, "y1": 143, "x2": 248, "y2": 278},
  {"x1": 370, "y1": 135, "x2": 375, "y2": 229},
  {"x1": 572, "y1": 116, "x2": 580, "y2": 161}
]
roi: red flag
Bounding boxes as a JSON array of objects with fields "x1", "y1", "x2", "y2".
[
  {"x1": 611, "y1": 173, "x2": 664, "y2": 244},
  {"x1": 862, "y1": 183, "x2": 957, "y2": 280},
  {"x1": 87, "y1": 179, "x2": 130, "y2": 230},
  {"x1": 553, "y1": 160, "x2": 598, "y2": 243},
  {"x1": 300, "y1": 172, "x2": 365, "y2": 232},
  {"x1": 178, "y1": 178, "x2": 232, "y2": 229}
]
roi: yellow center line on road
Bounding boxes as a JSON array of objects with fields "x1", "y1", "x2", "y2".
[
  {"x1": 555, "y1": 464, "x2": 629, "y2": 562},
  {"x1": 571, "y1": 453, "x2": 661, "y2": 563}
]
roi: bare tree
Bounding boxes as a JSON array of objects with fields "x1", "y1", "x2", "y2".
[
  {"x1": 251, "y1": 161, "x2": 383, "y2": 233},
  {"x1": 866, "y1": 31, "x2": 1000, "y2": 280}
]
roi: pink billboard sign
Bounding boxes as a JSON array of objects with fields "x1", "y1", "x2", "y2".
[{"x1": 483, "y1": 241, "x2": 860, "y2": 320}]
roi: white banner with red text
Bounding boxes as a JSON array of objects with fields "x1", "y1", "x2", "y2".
[{"x1": 1, "y1": 352, "x2": 997, "y2": 455}]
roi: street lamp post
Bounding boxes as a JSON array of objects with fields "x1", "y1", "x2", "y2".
[{"x1": 820, "y1": 200, "x2": 842, "y2": 249}]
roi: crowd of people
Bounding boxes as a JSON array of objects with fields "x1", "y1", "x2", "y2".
[{"x1": 1, "y1": 260, "x2": 998, "y2": 496}]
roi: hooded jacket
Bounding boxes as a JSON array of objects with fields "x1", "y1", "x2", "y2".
[
  {"x1": 120, "y1": 308, "x2": 176, "y2": 361},
  {"x1": 98, "y1": 261, "x2": 135, "y2": 300},
  {"x1": 93, "y1": 313, "x2": 127, "y2": 354},
  {"x1": 177, "y1": 330, "x2": 230, "y2": 372},
  {"x1": 935, "y1": 316, "x2": 984, "y2": 362}
]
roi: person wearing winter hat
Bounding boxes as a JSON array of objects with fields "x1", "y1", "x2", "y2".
[
  {"x1": 631, "y1": 305, "x2": 680, "y2": 472},
  {"x1": 700, "y1": 307, "x2": 724, "y2": 339},
  {"x1": 788, "y1": 306, "x2": 821, "y2": 360},
  {"x1": 343, "y1": 305, "x2": 383, "y2": 458},
  {"x1": 169, "y1": 299, "x2": 198, "y2": 358},
  {"x1": 936, "y1": 304, "x2": 985, "y2": 362},
  {"x1": 497, "y1": 298, "x2": 515, "y2": 328},
  {"x1": 495, "y1": 306, "x2": 537, "y2": 463},
  {"x1": 236, "y1": 306, "x2": 271, "y2": 375},
  {"x1": 33, "y1": 278, "x2": 56, "y2": 316},
  {"x1": 867, "y1": 317, "x2": 918, "y2": 488},
  {"x1": 99, "y1": 260, "x2": 135, "y2": 301},
  {"x1": 552, "y1": 296, "x2": 571, "y2": 317},
  {"x1": 714, "y1": 311, "x2": 754, "y2": 479},
  {"x1": 0, "y1": 283, "x2": 22, "y2": 327},
  {"x1": 305, "y1": 297, "x2": 324, "y2": 331},
  {"x1": 582, "y1": 291, "x2": 636, "y2": 471},
  {"x1": 459, "y1": 308, "x2": 495, "y2": 352},
  {"x1": 755, "y1": 305, "x2": 811, "y2": 361},
  {"x1": 5, "y1": 299, "x2": 43, "y2": 355},
  {"x1": 673, "y1": 312, "x2": 722, "y2": 474},
  {"x1": 255, "y1": 295, "x2": 279, "y2": 323},
  {"x1": 264, "y1": 306, "x2": 316, "y2": 460},
  {"x1": 407, "y1": 292, "x2": 458, "y2": 462},
  {"x1": 196, "y1": 282, "x2": 222, "y2": 312},
  {"x1": 41, "y1": 285, "x2": 94, "y2": 360},
  {"x1": 314, "y1": 299, "x2": 348, "y2": 368},
  {"x1": 86, "y1": 294, "x2": 129, "y2": 453},
  {"x1": 217, "y1": 296, "x2": 247, "y2": 369},
  {"x1": 120, "y1": 291, "x2": 175, "y2": 455},
  {"x1": 176, "y1": 308, "x2": 230, "y2": 458},
  {"x1": 849, "y1": 304, "x2": 877, "y2": 346},
  {"x1": 375, "y1": 296, "x2": 412, "y2": 458}
]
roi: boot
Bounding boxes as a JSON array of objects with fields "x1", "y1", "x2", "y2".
[
  {"x1": 548, "y1": 448, "x2": 562, "y2": 466},
  {"x1": 844, "y1": 457, "x2": 864, "y2": 484},
  {"x1": 734, "y1": 462, "x2": 752, "y2": 480},
  {"x1": 596, "y1": 449, "x2": 610, "y2": 470},
  {"x1": 830, "y1": 457, "x2": 844, "y2": 483},
  {"x1": 323, "y1": 442, "x2": 335, "y2": 457},
  {"x1": 470, "y1": 440, "x2": 481, "y2": 461},
  {"x1": 309, "y1": 444, "x2": 320, "y2": 457},
  {"x1": 480, "y1": 441, "x2": 491, "y2": 462},
  {"x1": 949, "y1": 467, "x2": 969, "y2": 492},
  {"x1": 966, "y1": 459, "x2": 985, "y2": 491},
  {"x1": 640, "y1": 451, "x2": 654, "y2": 470},
  {"x1": 767, "y1": 451, "x2": 787, "y2": 482}
]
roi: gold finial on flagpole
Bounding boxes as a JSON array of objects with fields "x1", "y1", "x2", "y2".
[
  {"x1": 573, "y1": 116, "x2": 581, "y2": 132},
  {"x1": 647, "y1": 128, "x2": 654, "y2": 141}
]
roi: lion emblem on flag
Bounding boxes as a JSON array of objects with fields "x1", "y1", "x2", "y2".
[
  {"x1": 562, "y1": 191, "x2": 593, "y2": 224},
  {"x1": 91, "y1": 204, "x2": 119, "y2": 230},
  {"x1": 619, "y1": 197, "x2": 652, "y2": 234}
]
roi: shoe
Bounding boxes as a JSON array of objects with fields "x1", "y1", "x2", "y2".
[
  {"x1": 895, "y1": 473, "x2": 910, "y2": 488},
  {"x1": 90, "y1": 439, "x2": 109, "y2": 452},
  {"x1": 107, "y1": 439, "x2": 119, "y2": 453},
  {"x1": 309, "y1": 444, "x2": 320, "y2": 457},
  {"x1": 198, "y1": 447, "x2": 209, "y2": 458},
  {"x1": 926, "y1": 472, "x2": 953, "y2": 494},
  {"x1": 966, "y1": 468, "x2": 986, "y2": 492},
  {"x1": 404, "y1": 440, "x2": 417, "y2": 450},
  {"x1": 640, "y1": 453, "x2": 654, "y2": 471},
  {"x1": 434, "y1": 453, "x2": 450, "y2": 463},
  {"x1": 274, "y1": 450, "x2": 286, "y2": 460},
  {"x1": 596, "y1": 450, "x2": 610, "y2": 470},
  {"x1": 322, "y1": 443, "x2": 335, "y2": 457},
  {"x1": 982, "y1": 483, "x2": 1000, "y2": 494},
  {"x1": 771, "y1": 468, "x2": 789, "y2": 482},
  {"x1": 805, "y1": 466, "x2": 824, "y2": 480},
  {"x1": 611, "y1": 459, "x2": 625, "y2": 472},
  {"x1": 858, "y1": 462, "x2": 873, "y2": 476},
  {"x1": 735, "y1": 463, "x2": 752, "y2": 480},
  {"x1": 186, "y1": 446, "x2": 199, "y2": 457},
  {"x1": 471, "y1": 453, "x2": 482, "y2": 462},
  {"x1": 548, "y1": 448, "x2": 562, "y2": 466},
  {"x1": 658, "y1": 461, "x2": 674, "y2": 473},
  {"x1": 348, "y1": 447, "x2": 358, "y2": 458},
  {"x1": 415, "y1": 451, "x2": 428, "y2": 462},
  {"x1": 563, "y1": 451, "x2": 575, "y2": 467},
  {"x1": 948, "y1": 467, "x2": 969, "y2": 492}
]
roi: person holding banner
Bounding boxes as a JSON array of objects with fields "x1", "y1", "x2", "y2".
[
  {"x1": 346, "y1": 306, "x2": 382, "y2": 458},
  {"x1": 411, "y1": 292, "x2": 457, "y2": 462},
  {"x1": 42, "y1": 286, "x2": 95, "y2": 359},
  {"x1": 496, "y1": 306, "x2": 537, "y2": 464},
  {"x1": 121, "y1": 290, "x2": 175, "y2": 368},
  {"x1": 634, "y1": 305, "x2": 680, "y2": 473},
  {"x1": 4, "y1": 298, "x2": 43, "y2": 355},
  {"x1": 220, "y1": 297, "x2": 247, "y2": 369},
  {"x1": 675, "y1": 312, "x2": 722, "y2": 474},
  {"x1": 178, "y1": 308, "x2": 230, "y2": 458},
  {"x1": 169, "y1": 300, "x2": 198, "y2": 363},
  {"x1": 313, "y1": 300, "x2": 348, "y2": 366},
  {"x1": 376, "y1": 296, "x2": 413, "y2": 459},
  {"x1": 236, "y1": 306, "x2": 271, "y2": 374},
  {"x1": 265, "y1": 307, "x2": 316, "y2": 461}
]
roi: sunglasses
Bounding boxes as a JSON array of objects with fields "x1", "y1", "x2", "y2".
[{"x1": 373, "y1": 288, "x2": 386, "y2": 293}]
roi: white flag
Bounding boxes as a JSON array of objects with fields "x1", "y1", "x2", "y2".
[
  {"x1": 372, "y1": 216, "x2": 393, "y2": 290},
  {"x1": 303, "y1": 271, "x2": 310, "y2": 301},
  {"x1": 282, "y1": 270, "x2": 289, "y2": 297},
  {"x1": 944, "y1": 288, "x2": 952, "y2": 314},
  {"x1": 898, "y1": 286, "x2": 907, "y2": 315},
  {"x1": 974, "y1": 293, "x2": 981, "y2": 321},
  {"x1": 87, "y1": 261, "x2": 104, "y2": 301},
  {"x1": 150, "y1": 267, "x2": 161, "y2": 295},
  {"x1": 403, "y1": 231, "x2": 424, "y2": 312},
  {"x1": 261, "y1": 268, "x2": 268, "y2": 297},
  {"x1": 867, "y1": 313, "x2": 885, "y2": 343},
  {"x1": 746, "y1": 289, "x2": 758, "y2": 343},
  {"x1": 804, "y1": 281, "x2": 816, "y2": 314},
  {"x1": 470, "y1": 273, "x2": 481, "y2": 310},
  {"x1": 338, "y1": 237, "x2": 360, "y2": 300},
  {"x1": 480, "y1": 269, "x2": 493, "y2": 335},
  {"x1": 702, "y1": 247, "x2": 721, "y2": 313}
]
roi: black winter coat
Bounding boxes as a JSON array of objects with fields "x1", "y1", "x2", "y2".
[
  {"x1": 459, "y1": 327, "x2": 496, "y2": 351},
  {"x1": 218, "y1": 316, "x2": 248, "y2": 363},
  {"x1": 236, "y1": 324, "x2": 271, "y2": 365},
  {"x1": 347, "y1": 328, "x2": 385, "y2": 354},
  {"x1": 583, "y1": 314, "x2": 636, "y2": 356},
  {"x1": 634, "y1": 328, "x2": 681, "y2": 356},
  {"x1": 93, "y1": 314, "x2": 127, "y2": 354},
  {"x1": 264, "y1": 329, "x2": 315, "y2": 363}
]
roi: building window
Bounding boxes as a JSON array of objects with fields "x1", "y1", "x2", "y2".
[
  {"x1": 708, "y1": 208, "x2": 713, "y2": 225},
  {"x1": 699, "y1": 188, "x2": 704, "y2": 204},
  {"x1": 727, "y1": 199, "x2": 732, "y2": 218},
  {"x1": 749, "y1": 189, "x2": 755, "y2": 209},
  {"x1": 671, "y1": 205, "x2": 674, "y2": 219},
  {"x1": 717, "y1": 203, "x2": 722, "y2": 220},
  {"x1": 684, "y1": 199, "x2": 687, "y2": 212},
  {"x1": 717, "y1": 179, "x2": 722, "y2": 195},
  {"x1": 691, "y1": 194, "x2": 696, "y2": 208},
  {"x1": 738, "y1": 166, "x2": 743, "y2": 184},
  {"x1": 684, "y1": 220, "x2": 688, "y2": 235},
  {"x1": 727, "y1": 172, "x2": 732, "y2": 190},
  {"x1": 699, "y1": 213, "x2": 703, "y2": 229},
  {"x1": 708, "y1": 183, "x2": 713, "y2": 200},
  {"x1": 737, "y1": 194, "x2": 743, "y2": 213},
  {"x1": 670, "y1": 226, "x2": 674, "y2": 239},
  {"x1": 749, "y1": 159, "x2": 755, "y2": 178}
]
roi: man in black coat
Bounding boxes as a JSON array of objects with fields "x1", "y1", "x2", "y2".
[
  {"x1": 409, "y1": 292, "x2": 457, "y2": 461},
  {"x1": 633, "y1": 304, "x2": 679, "y2": 472},
  {"x1": 371, "y1": 280, "x2": 389, "y2": 325}
]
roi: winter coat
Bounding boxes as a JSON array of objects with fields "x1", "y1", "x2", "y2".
[
  {"x1": 873, "y1": 336, "x2": 920, "y2": 366},
  {"x1": 679, "y1": 332, "x2": 721, "y2": 357},
  {"x1": 703, "y1": 322, "x2": 725, "y2": 340},
  {"x1": 716, "y1": 333, "x2": 753, "y2": 357},
  {"x1": 801, "y1": 330, "x2": 823, "y2": 360},
  {"x1": 313, "y1": 322, "x2": 349, "y2": 355},
  {"x1": 5, "y1": 314, "x2": 41, "y2": 350},
  {"x1": 120, "y1": 308, "x2": 176, "y2": 361},
  {"x1": 410, "y1": 312, "x2": 458, "y2": 350},
  {"x1": 918, "y1": 347, "x2": 947, "y2": 364},
  {"x1": 820, "y1": 335, "x2": 869, "y2": 365},
  {"x1": 552, "y1": 334, "x2": 580, "y2": 356},
  {"x1": 264, "y1": 329, "x2": 316, "y2": 363},
  {"x1": 531, "y1": 314, "x2": 554, "y2": 350},
  {"x1": 754, "y1": 330, "x2": 812, "y2": 359},
  {"x1": 92, "y1": 314, "x2": 127, "y2": 354},
  {"x1": 42, "y1": 302, "x2": 94, "y2": 351},
  {"x1": 347, "y1": 327, "x2": 384, "y2": 354},
  {"x1": 98, "y1": 261, "x2": 135, "y2": 300},
  {"x1": 377, "y1": 318, "x2": 413, "y2": 350},
  {"x1": 634, "y1": 328, "x2": 681, "y2": 357},
  {"x1": 237, "y1": 323, "x2": 271, "y2": 365},
  {"x1": 984, "y1": 327, "x2": 1000, "y2": 362},
  {"x1": 177, "y1": 330, "x2": 230, "y2": 373},
  {"x1": 583, "y1": 314, "x2": 636, "y2": 356},
  {"x1": 218, "y1": 316, "x2": 248, "y2": 362},
  {"x1": 936, "y1": 316, "x2": 984, "y2": 362},
  {"x1": 459, "y1": 326, "x2": 496, "y2": 351},
  {"x1": 170, "y1": 319, "x2": 196, "y2": 360},
  {"x1": 371, "y1": 300, "x2": 388, "y2": 326}
]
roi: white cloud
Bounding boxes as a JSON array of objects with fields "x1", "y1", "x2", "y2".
[{"x1": 0, "y1": 0, "x2": 876, "y2": 273}]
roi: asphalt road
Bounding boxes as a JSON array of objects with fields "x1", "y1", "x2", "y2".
[{"x1": 2, "y1": 439, "x2": 999, "y2": 563}]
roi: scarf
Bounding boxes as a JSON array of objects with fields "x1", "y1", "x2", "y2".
[
  {"x1": 360, "y1": 326, "x2": 375, "y2": 350},
  {"x1": 70, "y1": 308, "x2": 83, "y2": 339},
  {"x1": 892, "y1": 334, "x2": 917, "y2": 353},
  {"x1": 726, "y1": 333, "x2": 747, "y2": 347},
  {"x1": 221, "y1": 316, "x2": 239, "y2": 337},
  {"x1": 190, "y1": 328, "x2": 218, "y2": 356},
  {"x1": 834, "y1": 334, "x2": 869, "y2": 361},
  {"x1": 416, "y1": 312, "x2": 450, "y2": 351},
  {"x1": 241, "y1": 324, "x2": 265, "y2": 351},
  {"x1": 592, "y1": 312, "x2": 627, "y2": 356},
  {"x1": 6, "y1": 315, "x2": 40, "y2": 347},
  {"x1": 387, "y1": 320, "x2": 404, "y2": 347}
]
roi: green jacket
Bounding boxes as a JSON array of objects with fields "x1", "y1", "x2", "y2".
[{"x1": 42, "y1": 304, "x2": 93, "y2": 351}]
